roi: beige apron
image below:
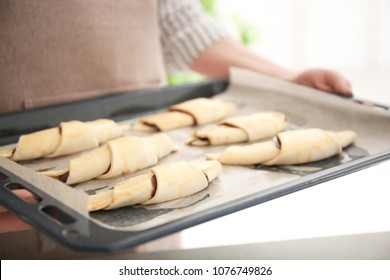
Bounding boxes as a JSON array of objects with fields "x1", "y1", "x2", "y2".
[
  {"x1": 0, "y1": 0, "x2": 170, "y2": 258},
  {"x1": 0, "y1": 0, "x2": 166, "y2": 114}
]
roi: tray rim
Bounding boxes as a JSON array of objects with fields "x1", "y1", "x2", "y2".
[{"x1": 1, "y1": 150, "x2": 389, "y2": 252}]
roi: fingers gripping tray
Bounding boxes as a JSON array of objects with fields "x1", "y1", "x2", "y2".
[{"x1": 1, "y1": 68, "x2": 389, "y2": 252}]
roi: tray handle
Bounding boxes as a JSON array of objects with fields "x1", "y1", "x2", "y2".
[
  {"x1": 352, "y1": 98, "x2": 389, "y2": 111},
  {"x1": 0, "y1": 169, "x2": 88, "y2": 239}
]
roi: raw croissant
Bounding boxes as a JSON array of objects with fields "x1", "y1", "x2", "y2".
[
  {"x1": 0, "y1": 119, "x2": 125, "y2": 161},
  {"x1": 43, "y1": 133, "x2": 175, "y2": 184},
  {"x1": 88, "y1": 160, "x2": 222, "y2": 211},
  {"x1": 188, "y1": 111, "x2": 287, "y2": 146},
  {"x1": 132, "y1": 98, "x2": 236, "y2": 132},
  {"x1": 206, "y1": 128, "x2": 357, "y2": 166}
]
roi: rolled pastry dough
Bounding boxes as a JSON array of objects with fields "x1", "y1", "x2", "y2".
[
  {"x1": 132, "y1": 98, "x2": 236, "y2": 132},
  {"x1": 207, "y1": 128, "x2": 357, "y2": 166},
  {"x1": 88, "y1": 160, "x2": 222, "y2": 211},
  {"x1": 0, "y1": 119, "x2": 125, "y2": 161},
  {"x1": 188, "y1": 111, "x2": 287, "y2": 146},
  {"x1": 43, "y1": 133, "x2": 175, "y2": 184}
]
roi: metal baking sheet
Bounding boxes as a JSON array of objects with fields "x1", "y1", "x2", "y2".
[{"x1": 1, "y1": 68, "x2": 389, "y2": 252}]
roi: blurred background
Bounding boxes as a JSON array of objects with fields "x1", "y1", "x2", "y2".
[{"x1": 170, "y1": 0, "x2": 390, "y2": 104}]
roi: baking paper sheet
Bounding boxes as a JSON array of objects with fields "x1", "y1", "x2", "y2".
[{"x1": 5, "y1": 68, "x2": 390, "y2": 232}]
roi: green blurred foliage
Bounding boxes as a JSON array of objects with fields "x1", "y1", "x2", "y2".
[
  {"x1": 231, "y1": 14, "x2": 260, "y2": 46},
  {"x1": 200, "y1": 0, "x2": 218, "y2": 17},
  {"x1": 166, "y1": 71, "x2": 204, "y2": 85}
]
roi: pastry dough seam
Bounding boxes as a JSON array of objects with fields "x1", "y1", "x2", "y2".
[
  {"x1": 150, "y1": 174, "x2": 158, "y2": 198},
  {"x1": 202, "y1": 171, "x2": 210, "y2": 186},
  {"x1": 169, "y1": 108, "x2": 197, "y2": 125},
  {"x1": 139, "y1": 121, "x2": 162, "y2": 132}
]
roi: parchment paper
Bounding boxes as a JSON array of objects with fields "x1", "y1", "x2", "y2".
[{"x1": 6, "y1": 68, "x2": 390, "y2": 232}]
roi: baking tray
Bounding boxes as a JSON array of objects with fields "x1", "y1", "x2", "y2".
[{"x1": 1, "y1": 68, "x2": 389, "y2": 252}]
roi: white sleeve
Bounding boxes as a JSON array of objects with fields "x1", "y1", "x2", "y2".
[{"x1": 159, "y1": 0, "x2": 229, "y2": 74}]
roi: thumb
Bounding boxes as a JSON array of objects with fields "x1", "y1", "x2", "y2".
[{"x1": 326, "y1": 71, "x2": 353, "y2": 97}]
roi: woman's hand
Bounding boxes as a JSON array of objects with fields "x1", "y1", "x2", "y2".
[
  {"x1": 0, "y1": 189, "x2": 33, "y2": 234},
  {"x1": 291, "y1": 69, "x2": 353, "y2": 97}
]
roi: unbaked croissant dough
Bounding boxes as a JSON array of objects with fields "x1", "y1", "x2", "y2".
[
  {"x1": 188, "y1": 111, "x2": 287, "y2": 146},
  {"x1": 0, "y1": 119, "x2": 126, "y2": 161},
  {"x1": 206, "y1": 128, "x2": 357, "y2": 166},
  {"x1": 88, "y1": 160, "x2": 222, "y2": 211},
  {"x1": 43, "y1": 133, "x2": 175, "y2": 184},
  {"x1": 132, "y1": 98, "x2": 236, "y2": 132}
]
